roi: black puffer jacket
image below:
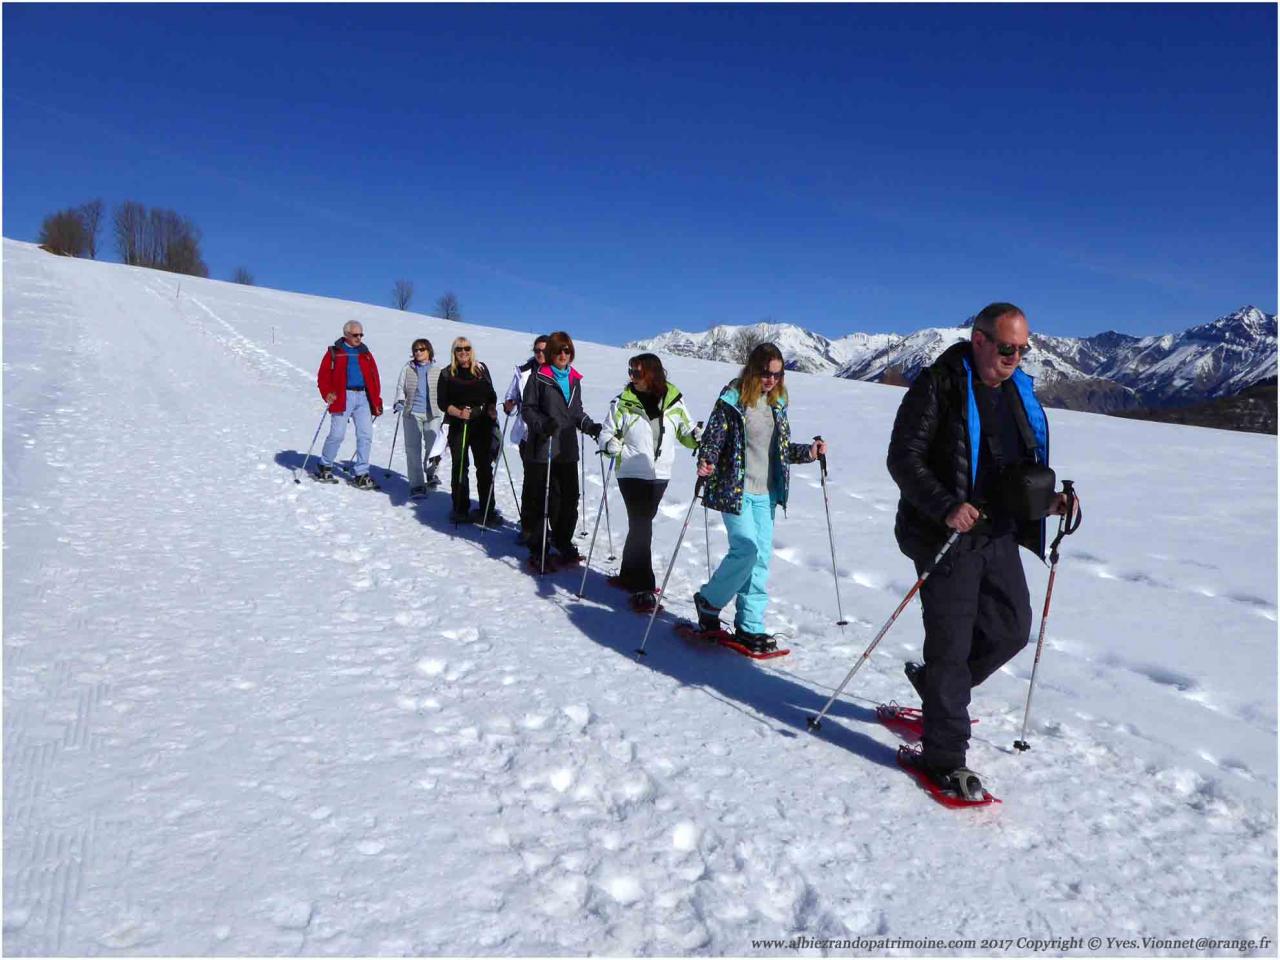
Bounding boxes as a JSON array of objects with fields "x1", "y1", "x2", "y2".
[
  {"x1": 887, "y1": 342, "x2": 1048, "y2": 564},
  {"x1": 437, "y1": 364, "x2": 497, "y2": 427},
  {"x1": 521, "y1": 364, "x2": 600, "y2": 463}
]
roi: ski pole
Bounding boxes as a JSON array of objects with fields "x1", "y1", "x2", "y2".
[
  {"x1": 577, "y1": 454, "x2": 618, "y2": 597},
  {"x1": 637, "y1": 478, "x2": 705, "y2": 658},
  {"x1": 497, "y1": 414, "x2": 519, "y2": 504},
  {"x1": 814, "y1": 434, "x2": 848, "y2": 627},
  {"x1": 577, "y1": 434, "x2": 589, "y2": 538},
  {"x1": 385, "y1": 411, "x2": 403, "y2": 479},
  {"x1": 600, "y1": 451, "x2": 616, "y2": 561},
  {"x1": 456, "y1": 420, "x2": 470, "y2": 484},
  {"x1": 694, "y1": 421, "x2": 710, "y2": 578},
  {"x1": 540, "y1": 438, "x2": 554, "y2": 574},
  {"x1": 1014, "y1": 481, "x2": 1083, "y2": 752},
  {"x1": 295, "y1": 407, "x2": 330, "y2": 483},
  {"x1": 482, "y1": 414, "x2": 517, "y2": 533},
  {"x1": 807, "y1": 527, "x2": 964, "y2": 731}
]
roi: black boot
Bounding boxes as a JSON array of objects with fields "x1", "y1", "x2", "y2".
[
  {"x1": 692, "y1": 592, "x2": 721, "y2": 632},
  {"x1": 904, "y1": 661, "x2": 926, "y2": 701}
]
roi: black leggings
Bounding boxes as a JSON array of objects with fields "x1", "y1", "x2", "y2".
[
  {"x1": 617, "y1": 478, "x2": 669, "y2": 592},
  {"x1": 448, "y1": 419, "x2": 495, "y2": 515}
]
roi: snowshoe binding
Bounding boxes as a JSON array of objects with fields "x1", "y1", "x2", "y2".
[
  {"x1": 314, "y1": 464, "x2": 339, "y2": 484},
  {"x1": 897, "y1": 746, "x2": 1000, "y2": 808}
]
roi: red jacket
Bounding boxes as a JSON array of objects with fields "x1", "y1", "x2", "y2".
[{"x1": 317, "y1": 340, "x2": 383, "y2": 415}]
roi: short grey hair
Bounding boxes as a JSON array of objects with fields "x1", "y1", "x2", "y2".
[
  {"x1": 343, "y1": 320, "x2": 364, "y2": 336},
  {"x1": 971, "y1": 302, "x2": 1024, "y2": 339}
]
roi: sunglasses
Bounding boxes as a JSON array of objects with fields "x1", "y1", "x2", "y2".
[
  {"x1": 628, "y1": 367, "x2": 642, "y2": 377},
  {"x1": 533, "y1": 347, "x2": 546, "y2": 354},
  {"x1": 980, "y1": 331, "x2": 1032, "y2": 358},
  {"x1": 413, "y1": 346, "x2": 430, "y2": 354},
  {"x1": 348, "y1": 333, "x2": 364, "y2": 339},
  {"x1": 759, "y1": 368, "x2": 783, "y2": 381},
  {"x1": 454, "y1": 346, "x2": 472, "y2": 354},
  {"x1": 555, "y1": 347, "x2": 572, "y2": 356}
]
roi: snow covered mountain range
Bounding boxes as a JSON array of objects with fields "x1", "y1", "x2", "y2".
[{"x1": 627, "y1": 307, "x2": 1278, "y2": 416}]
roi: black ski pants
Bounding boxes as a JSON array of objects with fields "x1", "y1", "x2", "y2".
[
  {"x1": 617, "y1": 478, "x2": 668, "y2": 592},
  {"x1": 448, "y1": 418, "x2": 495, "y2": 516},
  {"x1": 519, "y1": 440, "x2": 541, "y2": 536},
  {"x1": 524, "y1": 459, "x2": 579, "y2": 554},
  {"x1": 916, "y1": 532, "x2": 1031, "y2": 771}
]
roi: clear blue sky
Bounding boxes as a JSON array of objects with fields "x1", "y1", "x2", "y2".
[{"x1": 4, "y1": 3, "x2": 1275, "y2": 342}]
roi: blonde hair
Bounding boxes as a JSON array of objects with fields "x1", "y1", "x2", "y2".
[
  {"x1": 737, "y1": 342, "x2": 787, "y2": 409},
  {"x1": 448, "y1": 337, "x2": 485, "y2": 377}
]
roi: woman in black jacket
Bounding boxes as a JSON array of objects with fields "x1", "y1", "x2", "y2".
[
  {"x1": 437, "y1": 336, "x2": 498, "y2": 524},
  {"x1": 520, "y1": 330, "x2": 602, "y2": 569}
]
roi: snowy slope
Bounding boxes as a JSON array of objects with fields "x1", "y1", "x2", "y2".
[{"x1": 4, "y1": 239, "x2": 1276, "y2": 955}]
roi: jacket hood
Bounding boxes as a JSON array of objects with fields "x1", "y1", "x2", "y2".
[
  {"x1": 717, "y1": 379, "x2": 788, "y2": 412},
  {"x1": 619, "y1": 382, "x2": 682, "y2": 410},
  {"x1": 332, "y1": 337, "x2": 370, "y2": 355},
  {"x1": 538, "y1": 364, "x2": 582, "y2": 386}
]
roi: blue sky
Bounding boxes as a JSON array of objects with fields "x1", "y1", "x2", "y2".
[{"x1": 4, "y1": 3, "x2": 1276, "y2": 343}]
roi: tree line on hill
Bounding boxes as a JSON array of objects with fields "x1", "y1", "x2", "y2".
[{"x1": 40, "y1": 198, "x2": 465, "y2": 318}]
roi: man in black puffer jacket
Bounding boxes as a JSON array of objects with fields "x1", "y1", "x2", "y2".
[{"x1": 887, "y1": 302, "x2": 1071, "y2": 799}]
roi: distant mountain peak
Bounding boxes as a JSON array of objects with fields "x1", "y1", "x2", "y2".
[{"x1": 628, "y1": 308, "x2": 1277, "y2": 420}]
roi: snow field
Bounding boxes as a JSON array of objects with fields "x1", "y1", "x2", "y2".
[{"x1": 3, "y1": 239, "x2": 1275, "y2": 955}]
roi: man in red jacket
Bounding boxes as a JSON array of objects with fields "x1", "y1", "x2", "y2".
[{"x1": 316, "y1": 321, "x2": 384, "y2": 488}]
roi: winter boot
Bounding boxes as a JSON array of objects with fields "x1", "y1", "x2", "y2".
[
  {"x1": 426, "y1": 457, "x2": 442, "y2": 487},
  {"x1": 315, "y1": 463, "x2": 335, "y2": 482},
  {"x1": 630, "y1": 590, "x2": 659, "y2": 614},
  {"x1": 904, "y1": 661, "x2": 926, "y2": 701},
  {"x1": 351, "y1": 473, "x2": 377, "y2": 490},
  {"x1": 930, "y1": 764, "x2": 987, "y2": 802},
  {"x1": 692, "y1": 592, "x2": 721, "y2": 632}
]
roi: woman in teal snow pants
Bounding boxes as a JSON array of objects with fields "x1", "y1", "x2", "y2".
[{"x1": 693, "y1": 342, "x2": 828, "y2": 654}]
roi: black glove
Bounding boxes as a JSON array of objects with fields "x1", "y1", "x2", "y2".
[{"x1": 585, "y1": 422, "x2": 603, "y2": 440}]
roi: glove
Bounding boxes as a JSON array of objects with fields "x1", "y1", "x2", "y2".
[
  {"x1": 585, "y1": 422, "x2": 603, "y2": 440},
  {"x1": 393, "y1": 400, "x2": 404, "y2": 415},
  {"x1": 690, "y1": 424, "x2": 704, "y2": 443},
  {"x1": 601, "y1": 435, "x2": 622, "y2": 457}
]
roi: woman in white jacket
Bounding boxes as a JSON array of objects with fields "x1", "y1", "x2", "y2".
[{"x1": 600, "y1": 353, "x2": 700, "y2": 613}]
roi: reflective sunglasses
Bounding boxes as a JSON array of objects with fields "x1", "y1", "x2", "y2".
[
  {"x1": 994, "y1": 340, "x2": 1032, "y2": 358},
  {"x1": 628, "y1": 367, "x2": 642, "y2": 378}
]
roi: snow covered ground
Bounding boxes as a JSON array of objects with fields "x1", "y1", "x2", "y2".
[{"x1": 3, "y1": 238, "x2": 1275, "y2": 956}]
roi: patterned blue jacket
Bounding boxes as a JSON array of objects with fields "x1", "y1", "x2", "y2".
[{"x1": 698, "y1": 381, "x2": 816, "y2": 515}]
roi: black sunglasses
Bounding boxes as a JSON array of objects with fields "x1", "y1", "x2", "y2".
[
  {"x1": 454, "y1": 346, "x2": 472, "y2": 354},
  {"x1": 628, "y1": 367, "x2": 642, "y2": 377},
  {"x1": 976, "y1": 329, "x2": 1031, "y2": 357}
]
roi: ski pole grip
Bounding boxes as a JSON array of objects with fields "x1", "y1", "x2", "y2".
[{"x1": 813, "y1": 434, "x2": 827, "y2": 475}]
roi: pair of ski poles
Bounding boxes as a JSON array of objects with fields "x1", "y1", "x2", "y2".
[
  {"x1": 638, "y1": 430, "x2": 842, "y2": 658},
  {"x1": 807, "y1": 482, "x2": 1081, "y2": 754}
]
